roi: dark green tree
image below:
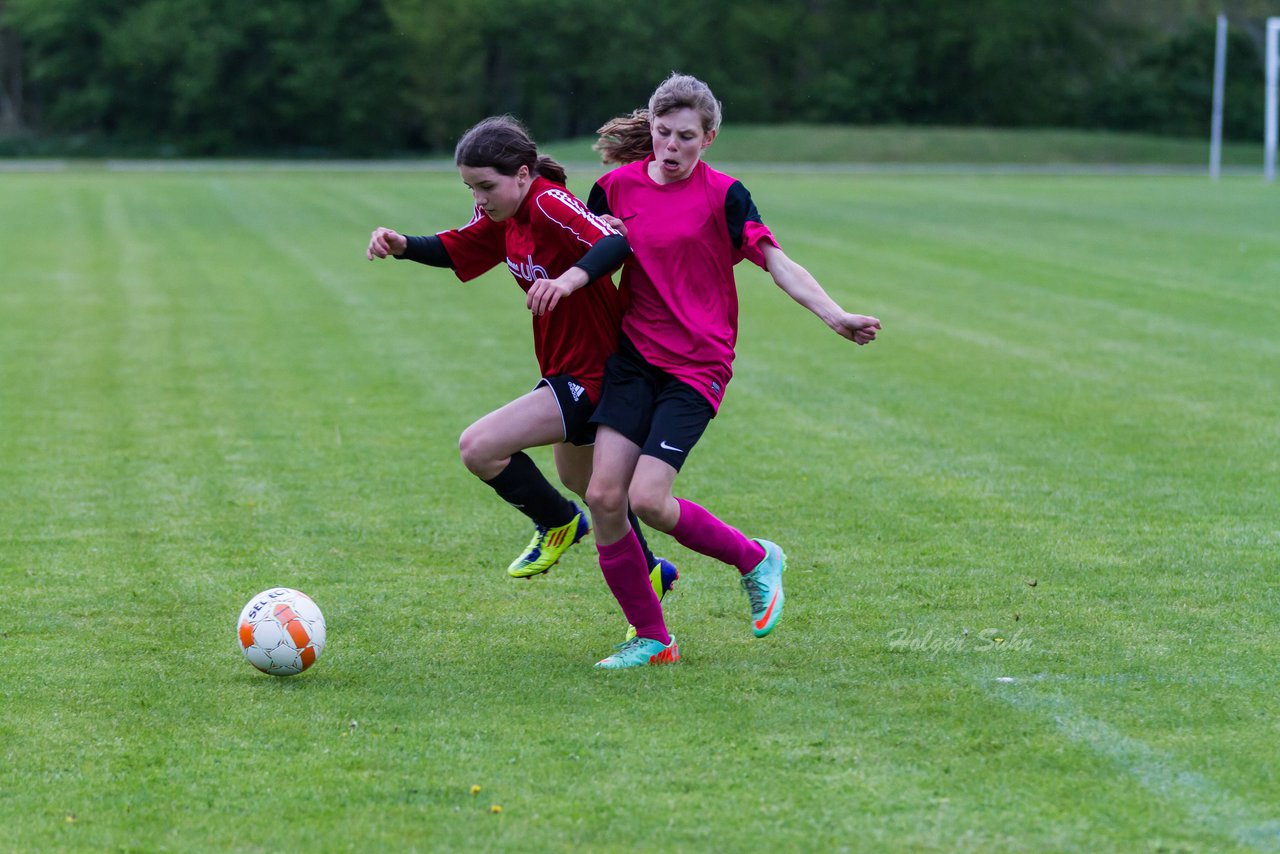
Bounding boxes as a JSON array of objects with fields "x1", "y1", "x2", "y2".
[
  {"x1": 1088, "y1": 20, "x2": 1265, "y2": 139},
  {"x1": 3, "y1": 0, "x2": 1275, "y2": 153},
  {"x1": 4, "y1": 0, "x2": 411, "y2": 153}
]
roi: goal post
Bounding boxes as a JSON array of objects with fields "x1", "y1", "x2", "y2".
[
  {"x1": 1210, "y1": 15, "x2": 1228, "y2": 179},
  {"x1": 1267, "y1": 17, "x2": 1279, "y2": 182}
]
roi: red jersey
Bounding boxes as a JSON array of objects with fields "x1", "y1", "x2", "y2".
[{"x1": 436, "y1": 176, "x2": 625, "y2": 402}]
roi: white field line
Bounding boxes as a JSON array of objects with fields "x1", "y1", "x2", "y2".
[
  {"x1": 994, "y1": 682, "x2": 1280, "y2": 851},
  {"x1": 0, "y1": 158, "x2": 69, "y2": 171}
]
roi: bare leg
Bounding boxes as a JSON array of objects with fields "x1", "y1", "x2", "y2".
[
  {"x1": 552, "y1": 442, "x2": 593, "y2": 501},
  {"x1": 585, "y1": 426, "x2": 644, "y2": 546},
  {"x1": 627, "y1": 455, "x2": 681, "y2": 533},
  {"x1": 458, "y1": 385, "x2": 566, "y2": 480},
  {"x1": 586, "y1": 428, "x2": 669, "y2": 643}
]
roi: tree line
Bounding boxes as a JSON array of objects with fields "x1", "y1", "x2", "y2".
[{"x1": 0, "y1": 0, "x2": 1276, "y2": 155}]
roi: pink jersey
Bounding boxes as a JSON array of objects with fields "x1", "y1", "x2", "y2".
[{"x1": 590, "y1": 156, "x2": 778, "y2": 410}]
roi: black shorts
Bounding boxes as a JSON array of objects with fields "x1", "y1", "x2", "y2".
[
  {"x1": 538, "y1": 375, "x2": 597, "y2": 446},
  {"x1": 590, "y1": 336, "x2": 715, "y2": 471}
]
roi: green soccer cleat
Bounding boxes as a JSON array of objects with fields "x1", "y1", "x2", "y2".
[
  {"x1": 623, "y1": 558, "x2": 679, "y2": 641},
  {"x1": 506, "y1": 504, "x2": 590, "y2": 578},
  {"x1": 595, "y1": 635, "x2": 679, "y2": 669},
  {"x1": 741, "y1": 539, "x2": 786, "y2": 637}
]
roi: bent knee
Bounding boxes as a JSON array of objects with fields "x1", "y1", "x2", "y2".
[
  {"x1": 629, "y1": 487, "x2": 677, "y2": 531},
  {"x1": 586, "y1": 481, "x2": 628, "y2": 520},
  {"x1": 458, "y1": 426, "x2": 497, "y2": 477}
]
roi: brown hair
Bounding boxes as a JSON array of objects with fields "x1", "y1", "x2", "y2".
[
  {"x1": 455, "y1": 116, "x2": 567, "y2": 184},
  {"x1": 594, "y1": 73, "x2": 723, "y2": 165}
]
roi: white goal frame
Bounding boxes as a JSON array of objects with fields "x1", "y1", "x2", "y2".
[
  {"x1": 1211, "y1": 15, "x2": 1228, "y2": 179},
  {"x1": 1267, "y1": 17, "x2": 1279, "y2": 181}
]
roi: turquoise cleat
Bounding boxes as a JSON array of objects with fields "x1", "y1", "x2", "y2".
[
  {"x1": 741, "y1": 539, "x2": 786, "y2": 637},
  {"x1": 595, "y1": 635, "x2": 679, "y2": 669}
]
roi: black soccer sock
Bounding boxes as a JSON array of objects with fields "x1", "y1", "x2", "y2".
[
  {"x1": 629, "y1": 509, "x2": 659, "y2": 572},
  {"x1": 483, "y1": 452, "x2": 578, "y2": 529}
]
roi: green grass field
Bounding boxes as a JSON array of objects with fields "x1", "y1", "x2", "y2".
[
  {"x1": 2, "y1": 164, "x2": 1278, "y2": 852},
  {"x1": 4, "y1": 124, "x2": 1265, "y2": 167},
  {"x1": 545, "y1": 124, "x2": 1265, "y2": 167}
]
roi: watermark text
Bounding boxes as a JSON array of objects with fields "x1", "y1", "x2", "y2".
[{"x1": 887, "y1": 627, "x2": 1033, "y2": 655}]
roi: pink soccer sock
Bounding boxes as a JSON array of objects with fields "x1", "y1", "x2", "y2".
[
  {"x1": 670, "y1": 498, "x2": 766, "y2": 575},
  {"x1": 597, "y1": 528, "x2": 670, "y2": 645}
]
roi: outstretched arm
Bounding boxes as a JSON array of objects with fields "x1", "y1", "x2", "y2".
[
  {"x1": 367, "y1": 227, "x2": 407, "y2": 260},
  {"x1": 367, "y1": 228, "x2": 455, "y2": 268},
  {"x1": 762, "y1": 243, "x2": 880, "y2": 345}
]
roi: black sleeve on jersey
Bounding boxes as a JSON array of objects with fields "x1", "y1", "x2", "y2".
[
  {"x1": 724, "y1": 181, "x2": 764, "y2": 250},
  {"x1": 586, "y1": 183, "x2": 612, "y2": 217},
  {"x1": 571, "y1": 233, "x2": 630, "y2": 281},
  {"x1": 396, "y1": 234, "x2": 454, "y2": 268}
]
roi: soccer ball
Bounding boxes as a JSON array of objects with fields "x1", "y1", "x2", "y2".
[{"x1": 237, "y1": 587, "x2": 326, "y2": 676}]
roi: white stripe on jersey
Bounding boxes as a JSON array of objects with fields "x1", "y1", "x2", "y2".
[
  {"x1": 535, "y1": 188, "x2": 617, "y2": 246},
  {"x1": 454, "y1": 204, "x2": 488, "y2": 231}
]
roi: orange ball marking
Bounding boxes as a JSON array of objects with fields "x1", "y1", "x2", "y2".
[
  {"x1": 238, "y1": 621, "x2": 255, "y2": 649},
  {"x1": 285, "y1": 620, "x2": 310, "y2": 648},
  {"x1": 273, "y1": 603, "x2": 312, "y2": 648}
]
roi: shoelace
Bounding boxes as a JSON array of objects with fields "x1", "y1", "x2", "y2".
[
  {"x1": 610, "y1": 636, "x2": 647, "y2": 654},
  {"x1": 741, "y1": 573, "x2": 765, "y2": 614}
]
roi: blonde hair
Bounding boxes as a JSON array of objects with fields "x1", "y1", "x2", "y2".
[{"x1": 594, "y1": 73, "x2": 722, "y2": 165}]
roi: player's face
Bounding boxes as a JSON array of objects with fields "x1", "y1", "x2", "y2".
[
  {"x1": 459, "y1": 164, "x2": 530, "y2": 222},
  {"x1": 649, "y1": 107, "x2": 716, "y2": 184}
]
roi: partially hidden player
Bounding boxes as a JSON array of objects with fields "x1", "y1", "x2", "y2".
[
  {"x1": 366, "y1": 116, "x2": 677, "y2": 629},
  {"x1": 527, "y1": 75, "x2": 881, "y2": 668}
]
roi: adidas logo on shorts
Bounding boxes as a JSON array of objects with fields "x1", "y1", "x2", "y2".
[{"x1": 568, "y1": 382, "x2": 585, "y2": 401}]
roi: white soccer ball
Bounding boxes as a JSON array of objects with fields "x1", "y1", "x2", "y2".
[{"x1": 237, "y1": 587, "x2": 326, "y2": 676}]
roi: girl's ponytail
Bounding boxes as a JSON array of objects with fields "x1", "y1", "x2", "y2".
[
  {"x1": 593, "y1": 109, "x2": 653, "y2": 166},
  {"x1": 534, "y1": 155, "x2": 567, "y2": 185}
]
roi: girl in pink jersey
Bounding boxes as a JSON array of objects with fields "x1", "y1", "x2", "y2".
[
  {"x1": 527, "y1": 75, "x2": 880, "y2": 668},
  {"x1": 366, "y1": 117, "x2": 676, "y2": 621}
]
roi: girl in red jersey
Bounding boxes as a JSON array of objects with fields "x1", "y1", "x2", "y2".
[
  {"x1": 366, "y1": 116, "x2": 675, "y2": 614},
  {"x1": 527, "y1": 75, "x2": 881, "y2": 668}
]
